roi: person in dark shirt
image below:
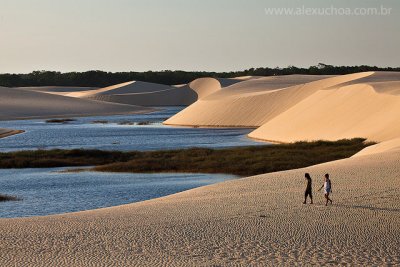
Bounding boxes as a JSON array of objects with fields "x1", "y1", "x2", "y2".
[{"x1": 303, "y1": 173, "x2": 313, "y2": 204}]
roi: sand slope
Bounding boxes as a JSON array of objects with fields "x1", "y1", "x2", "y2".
[
  {"x1": 0, "y1": 148, "x2": 399, "y2": 266},
  {"x1": 217, "y1": 76, "x2": 262, "y2": 87},
  {"x1": 14, "y1": 86, "x2": 98, "y2": 96},
  {"x1": 66, "y1": 81, "x2": 172, "y2": 98},
  {"x1": 67, "y1": 78, "x2": 221, "y2": 106},
  {"x1": 249, "y1": 72, "x2": 400, "y2": 143},
  {"x1": 164, "y1": 74, "x2": 369, "y2": 127},
  {"x1": 353, "y1": 138, "x2": 400, "y2": 157},
  {"x1": 0, "y1": 86, "x2": 153, "y2": 120}
]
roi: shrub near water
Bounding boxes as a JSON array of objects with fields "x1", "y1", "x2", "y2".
[
  {"x1": 0, "y1": 149, "x2": 134, "y2": 168},
  {"x1": 0, "y1": 138, "x2": 372, "y2": 176},
  {"x1": 45, "y1": 118, "x2": 76, "y2": 123},
  {"x1": 0, "y1": 194, "x2": 21, "y2": 202}
]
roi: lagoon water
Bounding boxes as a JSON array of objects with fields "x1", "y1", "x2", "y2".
[
  {"x1": 0, "y1": 107, "x2": 260, "y2": 218},
  {"x1": 0, "y1": 168, "x2": 236, "y2": 218},
  {"x1": 0, "y1": 107, "x2": 263, "y2": 152}
]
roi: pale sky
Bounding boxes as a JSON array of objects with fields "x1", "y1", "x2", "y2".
[{"x1": 0, "y1": 0, "x2": 399, "y2": 73}]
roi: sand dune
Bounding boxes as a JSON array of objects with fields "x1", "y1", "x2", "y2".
[
  {"x1": 185, "y1": 77, "x2": 221, "y2": 98},
  {"x1": 68, "y1": 78, "x2": 222, "y2": 106},
  {"x1": 66, "y1": 81, "x2": 172, "y2": 98},
  {"x1": 0, "y1": 86, "x2": 153, "y2": 120},
  {"x1": 0, "y1": 147, "x2": 399, "y2": 265},
  {"x1": 249, "y1": 72, "x2": 400, "y2": 143},
  {"x1": 165, "y1": 72, "x2": 400, "y2": 147},
  {"x1": 165, "y1": 74, "x2": 368, "y2": 127},
  {"x1": 84, "y1": 87, "x2": 198, "y2": 106}
]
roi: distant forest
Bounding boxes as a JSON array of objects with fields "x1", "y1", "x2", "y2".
[{"x1": 1, "y1": 64, "x2": 399, "y2": 87}]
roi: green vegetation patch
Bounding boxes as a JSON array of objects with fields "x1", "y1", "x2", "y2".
[{"x1": 0, "y1": 138, "x2": 373, "y2": 176}]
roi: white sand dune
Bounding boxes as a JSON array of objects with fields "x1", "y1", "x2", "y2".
[
  {"x1": 164, "y1": 74, "x2": 367, "y2": 127},
  {"x1": 249, "y1": 72, "x2": 400, "y2": 143},
  {"x1": 0, "y1": 148, "x2": 399, "y2": 266},
  {"x1": 165, "y1": 72, "x2": 400, "y2": 148},
  {"x1": 186, "y1": 77, "x2": 222, "y2": 98},
  {"x1": 0, "y1": 86, "x2": 153, "y2": 121},
  {"x1": 68, "y1": 78, "x2": 221, "y2": 106}
]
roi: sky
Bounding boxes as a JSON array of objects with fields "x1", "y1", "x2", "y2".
[{"x1": 0, "y1": 0, "x2": 399, "y2": 73}]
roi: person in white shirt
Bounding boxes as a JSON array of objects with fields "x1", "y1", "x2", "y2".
[{"x1": 318, "y1": 173, "x2": 333, "y2": 206}]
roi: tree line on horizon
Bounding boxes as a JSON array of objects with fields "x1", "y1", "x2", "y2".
[{"x1": 1, "y1": 64, "x2": 399, "y2": 87}]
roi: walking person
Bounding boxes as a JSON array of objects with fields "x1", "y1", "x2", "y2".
[
  {"x1": 319, "y1": 173, "x2": 333, "y2": 206},
  {"x1": 303, "y1": 173, "x2": 313, "y2": 204}
]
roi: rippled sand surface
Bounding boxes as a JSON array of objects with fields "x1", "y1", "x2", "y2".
[{"x1": 0, "y1": 147, "x2": 399, "y2": 266}]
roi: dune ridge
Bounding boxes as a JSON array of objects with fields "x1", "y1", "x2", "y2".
[
  {"x1": 13, "y1": 86, "x2": 98, "y2": 96},
  {"x1": 216, "y1": 76, "x2": 262, "y2": 87},
  {"x1": 65, "y1": 78, "x2": 222, "y2": 106}
]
